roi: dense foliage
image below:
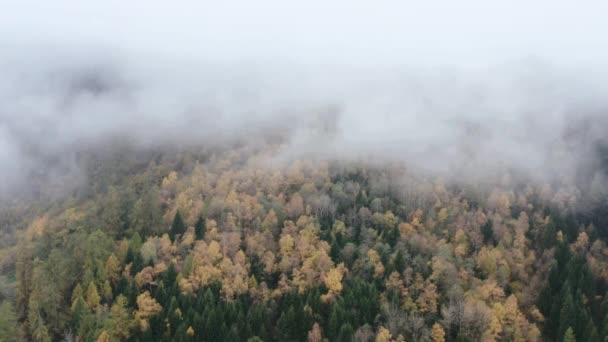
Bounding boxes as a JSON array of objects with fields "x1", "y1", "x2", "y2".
[{"x1": 1, "y1": 144, "x2": 608, "y2": 341}]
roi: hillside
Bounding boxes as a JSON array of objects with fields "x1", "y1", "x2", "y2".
[{"x1": 0, "y1": 142, "x2": 607, "y2": 342}]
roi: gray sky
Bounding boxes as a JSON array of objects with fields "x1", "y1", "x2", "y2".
[{"x1": 2, "y1": 1, "x2": 608, "y2": 67}]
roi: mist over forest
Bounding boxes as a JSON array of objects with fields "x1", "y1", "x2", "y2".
[{"x1": 1, "y1": 2, "x2": 608, "y2": 342}]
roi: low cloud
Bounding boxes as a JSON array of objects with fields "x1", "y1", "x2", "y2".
[{"x1": 1, "y1": 1, "x2": 607, "y2": 201}]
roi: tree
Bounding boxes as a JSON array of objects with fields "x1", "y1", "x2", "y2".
[
  {"x1": 391, "y1": 250, "x2": 406, "y2": 274},
  {"x1": 86, "y1": 282, "x2": 101, "y2": 308},
  {"x1": 262, "y1": 209, "x2": 278, "y2": 233},
  {"x1": 558, "y1": 287, "x2": 576, "y2": 340},
  {"x1": 104, "y1": 253, "x2": 121, "y2": 285},
  {"x1": 102, "y1": 187, "x2": 123, "y2": 237},
  {"x1": 0, "y1": 301, "x2": 17, "y2": 342},
  {"x1": 107, "y1": 295, "x2": 134, "y2": 340},
  {"x1": 71, "y1": 295, "x2": 89, "y2": 331},
  {"x1": 170, "y1": 210, "x2": 186, "y2": 240},
  {"x1": 15, "y1": 241, "x2": 32, "y2": 321},
  {"x1": 482, "y1": 219, "x2": 494, "y2": 245},
  {"x1": 337, "y1": 323, "x2": 354, "y2": 342},
  {"x1": 563, "y1": 327, "x2": 576, "y2": 342},
  {"x1": 376, "y1": 326, "x2": 392, "y2": 342},
  {"x1": 431, "y1": 323, "x2": 446, "y2": 342},
  {"x1": 195, "y1": 215, "x2": 206, "y2": 240},
  {"x1": 97, "y1": 331, "x2": 111, "y2": 342},
  {"x1": 71, "y1": 284, "x2": 84, "y2": 305},
  {"x1": 135, "y1": 292, "x2": 162, "y2": 332},
  {"x1": 322, "y1": 264, "x2": 346, "y2": 302},
  {"x1": 132, "y1": 187, "x2": 162, "y2": 236},
  {"x1": 287, "y1": 193, "x2": 305, "y2": 219},
  {"x1": 308, "y1": 322, "x2": 322, "y2": 342},
  {"x1": 30, "y1": 309, "x2": 51, "y2": 342}
]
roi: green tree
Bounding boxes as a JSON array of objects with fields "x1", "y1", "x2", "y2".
[
  {"x1": 563, "y1": 326, "x2": 576, "y2": 342},
  {"x1": 0, "y1": 301, "x2": 17, "y2": 342},
  {"x1": 106, "y1": 295, "x2": 134, "y2": 340},
  {"x1": 195, "y1": 215, "x2": 206, "y2": 240},
  {"x1": 277, "y1": 306, "x2": 298, "y2": 341},
  {"x1": 482, "y1": 219, "x2": 494, "y2": 245},
  {"x1": 29, "y1": 305, "x2": 51, "y2": 342},
  {"x1": 170, "y1": 210, "x2": 186, "y2": 240},
  {"x1": 558, "y1": 287, "x2": 576, "y2": 341},
  {"x1": 337, "y1": 323, "x2": 354, "y2": 342},
  {"x1": 71, "y1": 295, "x2": 89, "y2": 330},
  {"x1": 391, "y1": 250, "x2": 406, "y2": 274},
  {"x1": 131, "y1": 187, "x2": 162, "y2": 236}
]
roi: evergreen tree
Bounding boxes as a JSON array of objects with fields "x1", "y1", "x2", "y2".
[
  {"x1": 391, "y1": 250, "x2": 406, "y2": 274},
  {"x1": 563, "y1": 326, "x2": 576, "y2": 342},
  {"x1": 170, "y1": 210, "x2": 186, "y2": 240},
  {"x1": 327, "y1": 304, "x2": 343, "y2": 340},
  {"x1": 277, "y1": 306, "x2": 298, "y2": 341},
  {"x1": 0, "y1": 301, "x2": 17, "y2": 342},
  {"x1": 558, "y1": 286, "x2": 576, "y2": 341},
  {"x1": 195, "y1": 215, "x2": 206, "y2": 240},
  {"x1": 30, "y1": 309, "x2": 51, "y2": 342},
  {"x1": 337, "y1": 323, "x2": 354, "y2": 342},
  {"x1": 482, "y1": 219, "x2": 494, "y2": 245}
]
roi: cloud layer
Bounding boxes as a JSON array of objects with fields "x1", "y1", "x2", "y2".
[{"x1": 1, "y1": 1, "x2": 608, "y2": 198}]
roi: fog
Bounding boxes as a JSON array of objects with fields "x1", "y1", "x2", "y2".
[{"x1": 1, "y1": 1, "x2": 608, "y2": 199}]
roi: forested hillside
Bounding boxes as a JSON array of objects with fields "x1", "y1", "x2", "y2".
[{"x1": 1, "y1": 142, "x2": 607, "y2": 342}]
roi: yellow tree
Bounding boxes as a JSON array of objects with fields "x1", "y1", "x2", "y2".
[
  {"x1": 96, "y1": 331, "x2": 110, "y2": 342},
  {"x1": 86, "y1": 282, "x2": 100, "y2": 308},
  {"x1": 321, "y1": 263, "x2": 346, "y2": 302},
  {"x1": 262, "y1": 209, "x2": 278, "y2": 232},
  {"x1": 104, "y1": 253, "x2": 121, "y2": 285},
  {"x1": 431, "y1": 323, "x2": 445, "y2": 342},
  {"x1": 376, "y1": 326, "x2": 392, "y2": 342},
  {"x1": 367, "y1": 249, "x2": 385, "y2": 278},
  {"x1": 135, "y1": 292, "x2": 162, "y2": 332}
]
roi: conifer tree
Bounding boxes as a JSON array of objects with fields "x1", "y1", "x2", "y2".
[
  {"x1": 170, "y1": 210, "x2": 186, "y2": 240},
  {"x1": 194, "y1": 214, "x2": 206, "y2": 240},
  {"x1": 563, "y1": 327, "x2": 576, "y2": 342}
]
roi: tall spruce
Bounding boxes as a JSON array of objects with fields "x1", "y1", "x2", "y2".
[{"x1": 170, "y1": 210, "x2": 186, "y2": 240}]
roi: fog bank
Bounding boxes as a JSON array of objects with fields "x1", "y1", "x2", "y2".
[{"x1": 1, "y1": 1, "x2": 608, "y2": 198}]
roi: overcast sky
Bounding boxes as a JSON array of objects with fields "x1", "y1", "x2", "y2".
[{"x1": 2, "y1": 1, "x2": 608, "y2": 67}]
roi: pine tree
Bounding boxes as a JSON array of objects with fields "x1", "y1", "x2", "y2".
[
  {"x1": 337, "y1": 323, "x2": 354, "y2": 342},
  {"x1": 195, "y1": 215, "x2": 206, "y2": 240},
  {"x1": 71, "y1": 296, "x2": 89, "y2": 330},
  {"x1": 482, "y1": 219, "x2": 494, "y2": 245},
  {"x1": 0, "y1": 301, "x2": 17, "y2": 342},
  {"x1": 327, "y1": 304, "x2": 342, "y2": 340},
  {"x1": 277, "y1": 306, "x2": 298, "y2": 341},
  {"x1": 558, "y1": 288, "x2": 576, "y2": 341},
  {"x1": 170, "y1": 210, "x2": 186, "y2": 240},
  {"x1": 392, "y1": 250, "x2": 406, "y2": 274},
  {"x1": 30, "y1": 310, "x2": 51, "y2": 342},
  {"x1": 563, "y1": 327, "x2": 576, "y2": 342},
  {"x1": 107, "y1": 295, "x2": 134, "y2": 340}
]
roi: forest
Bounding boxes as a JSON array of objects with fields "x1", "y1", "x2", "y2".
[
  {"x1": 3, "y1": 1, "x2": 608, "y2": 341},
  {"x1": 0, "y1": 140, "x2": 607, "y2": 342}
]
